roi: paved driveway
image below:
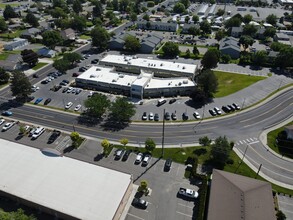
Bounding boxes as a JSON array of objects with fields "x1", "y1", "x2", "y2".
[{"x1": 277, "y1": 194, "x2": 293, "y2": 220}]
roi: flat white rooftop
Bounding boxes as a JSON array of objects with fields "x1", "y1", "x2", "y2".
[
  {"x1": 147, "y1": 77, "x2": 194, "y2": 89},
  {"x1": 100, "y1": 54, "x2": 197, "y2": 75},
  {"x1": 0, "y1": 139, "x2": 132, "y2": 220}
]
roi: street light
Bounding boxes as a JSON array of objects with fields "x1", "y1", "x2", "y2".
[{"x1": 161, "y1": 108, "x2": 165, "y2": 157}]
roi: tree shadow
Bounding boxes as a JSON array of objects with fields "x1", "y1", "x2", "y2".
[
  {"x1": 184, "y1": 98, "x2": 213, "y2": 109},
  {"x1": 101, "y1": 119, "x2": 130, "y2": 132},
  {"x1": 203, "y1": 158, "x2": 224, "y2": 171},
  {"x1": 94, "y1": 153, "x2": 104, "y2": 162},
  {"x1": 15, "y1": 135, "x2": 23, "y2": 141},
  {"x1": 76, "y1": 114, "x2": 102, "y2": 127},
  {"x1": 193, "y1": 148, "x2": 207, "y2": 156},
  {"x1": 63, "y1": 146, "x2": 75, "y2": 154}
]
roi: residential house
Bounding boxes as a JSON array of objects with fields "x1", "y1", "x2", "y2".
[
  {"x1": 60, "y1": 28, "x2": 76, "y2": 41},
  {"x1": 274, "y1": 32, "x2": 291, "y2": 46},
  {"x1": 140, "y1": 34, "x2": 163, "y2": 53},
  {"x1": 284, "y1": 125, "x2": 293, "y2": 140},
  {"x1": 207, "y1": 169, "x2": 276, "y2": 220},
  {"x1": 181, "y1": 23, "x2": 200, "y2": 34},
  {"x1": 20, "y1": 27, "x2": 41, "y2": 39},
  {"x1": 256, "y1": 27, "x2": 266, "y2": 40},
  {"x1": 108, "y1": 32, "x2": 135, "y2": 50},
  {"x1": 37, "y1": 47, "x2": 56, "y2": 58},
  {"x1": 4, "y1": 38, "x2": 28, "y2": 51},
  {"x1": 231, "y1": 26, "x2": 243, "y2": 38},
  {"x1": 0, "y1": 60, "x2": 21, "y2": 71},
  {"x1": 136, "y1": 21, "x2": 178, "y2": 32},
  {"x1": 8, "y1": 23, "x2": 22, "y2": 30},
  {"x1": 219, "y1": 37, "x2": 241, "y2": 59}
]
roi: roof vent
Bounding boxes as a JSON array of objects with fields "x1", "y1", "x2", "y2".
[
  {"x1": 178, "y1": 82, "x2": 182, "y2": 86},
  {"x1": 96, "y1": 68, "x2": 101, "y2": 71},
  {"x1": 112, "y1": 79, "x2": 117, "y2": 82},
  {"x1": 90, "y1": 75, "x2": 95, "y2": 78},
  {"x1": 182, "y1": 66, "x2": 185, "y2": 69},
  {"x1": 160, "y1": 63, "x2": 163, "y2": 66},
  {"x1": 119, "y1": 74, "x2": 124, "y2": 78}
]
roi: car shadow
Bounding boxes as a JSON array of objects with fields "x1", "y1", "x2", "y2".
[
  {"x1": 94, "y1": 153, "x2": 104, "y2": 162},
  {"x1": 63, "y1": 146, "x2": 75, "y2": 154},
  {"x1": 15, "y1": 135, "x2": 24, "y2": 141}
]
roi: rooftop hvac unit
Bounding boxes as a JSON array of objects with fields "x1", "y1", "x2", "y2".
[
  {"x1": 112, "y1": 79, "x2": 117, "y2": 82},
  {"x1": 90, "y1": 75, "x2": 95, "y2": 78},
  {"x1": 119, "y1": 74, "x2": 124, "y2": 78},
  {"x1": 160, "y1": 63, "x2": 163, "y2": 66},
  {"x1": 127, "y1": 61, "x2": 131, "y2": 64},
  {"x1": 178, "y1": 82, "x2": 182, "y2": 86},
  {"x1": 96, "y1": 68, "x2": 101, "y2": 71},
  {"x1": 182, "y1": 66, "x2": 185, "y2": 69},
  {"x1": 183, "y1": 80, "x2": 188, "y2": 84}
]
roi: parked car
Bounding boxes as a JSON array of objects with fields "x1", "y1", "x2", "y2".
[
  {"x1": 2, "y1": 111, "x2": 13, "y2": 116},
  {"x1": 31, "y1": 85, "x2": 39, "y2": 92},
  {"x1": 227, "y1": 104, "x2": 235, "y2": 111},
  {"x1": 88, "y1": 91, "x2": 94, "y2": 97},
  {"x1": 72, "y1": 72, "x2": 80, "y2": 77},
  {"x1": 222, "y1": 105, "x2": 231, "y2": 113},
  {"x1": 41, "y1": 79, "x2": 49, "y2": 84},
  {"x1": 51, "y1": 85, "x2": 62, "y2": 92},
  {"x1": 91, "y1": 59, "x2": 99, "y2": 64},
  {"x1": 214, "y1": 107, "x2": 222, "y2": 115},
  {"x1": 142, "y1": 154, "x2": 151, "y2": 166},
  {"x1": 154, "y1": 113, "x2": 159, "y2": 121},
  {"x1": 29, "y1": 127, "x2": 37, "y2": 137},
  {"x1": 209, "y1": 109, "x2": 217, "y2": 116},
  {"x1": 142, "y1": 112, "x2": 147, "y2": 120},
  {"x1": 34, "y1": 98, "x2": 43, "y2": 105},
  {"x1": 2, "y1": 121, "x2": 15, "y2": 131},
  {"x1": 75, "y1": 89, "x2": 82, "y2": 94},
  {"x1": 135, "y1": 153, "x2": 143, "y2": 164},
  {"x1": 149, "y1": 112, "x2": 154, "y2": 120},
  {"x1": 48, "y1": 130, "x2": 61, "y2": 144},
  {"x1": 62, "y1": 87, "x2": 68, "y2": 93},
  {"x1": 32, "y1": 73, "x2": 39, "y2": 78},
  {"x1": 171, "y1": 112, "x2": 177, "y2": 120},
  {"x1": 65, "y1": 102, "x2": 73, "y2": 109},
  {"x1": 193, "y1": 111, "x2": 200, "y2": 119},
  {"x1": 31, "y1": 127, "x2": 45, "y2": 140},
  {"x1": 165, "y1": 112, "x2": 171, "y2": 120},
  {"x1": 169, "y1": 98, "x2": 176, "y2": 104},
  {"x1": 182, "y1": 112, "x2": 189, "y2": 120},
  {"x1": 115, "y1": 149, "x2": 125, "y2": 160},
  {"x1": 132, "y1": 198, "x2": 148, "y2": 209},
  {"x1": 0, "y1": 118, "x2": 5, "y2": 125},
  {"x1": 71, "y1": 88, "x2": 77, "y2": 93},
  {"x1": 60, "y1": 81, "x2": 67, "y2": 86},
  {"x1": 122, "y1": 150, "x2": 132, "y2": 161},
  {"x1": 44, "y1": 98, "x2": 52, "y2": 105},
  {"x1": 232, "y1": 103, "x2": 241, "y2": 110},
  {"x1": 164, "y1": 158, "x2": 172, "y2": 171},
  {"x1": 62, "y1": 79, "x2": 69, "y2": 84},
  {"x1": 67, "y1": 87, "x2": 73, "y2": 93},
  {"x1": 74, "y1": 104, "x2": 81, "y2": 111}
]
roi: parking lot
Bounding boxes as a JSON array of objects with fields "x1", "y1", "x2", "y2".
[{"x1": 277, "y1": 194, "x2": 293, "y2": 220}]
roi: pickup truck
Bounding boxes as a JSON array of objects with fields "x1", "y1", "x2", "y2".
[{"x1": 178, "y1": 187, "x2": 199, "y2": 199}]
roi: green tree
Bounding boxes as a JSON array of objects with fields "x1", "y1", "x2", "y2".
[
  {"x1": 189, "y1": 87, "x2": 207, "y2": 104},
  {"x1": 130, "y1": 12, "x2": 138, "y2": 22},
  {"x1": 72, "y1": 0, "x2": 82, "y2": 14},
  {"x1": 270, "y1": 42, "x2": 290, "y2": 52},
  {"x1": 197, "y1": 69, "x2": 218, "y2": 97},
  {"x1": 199, "y1": 136, "x2": 212, "y2": 146},
  {"x1": 113, "y1": 0, "x2": 119, "y2": 10},
  {"x1": 138, "y1": 180, "x2": 149, "y2": 194},
  {"x1": 101, "y1": 139, "x2": 110, "y2": 154},
  {"x1": 53, "y1": 59, "x2": 71, "y2": 73},
  {"x1": 147, "y1": 1, "x2": 155, "y2": 7},
  {"x1": 193, "y1": 45, "x2": 199, "y2": 57},
  {"x1": 51, "y1": 7, "x2": 67, "y2": 19},
  {"x1": 192, "y1": 15, "x2": 199, "y2": 23},
  {"x1": 119, "y1": 0, "x2": 130, "y2": 11},
  {"x1": 0, "y1": 18, "x2": 8, "y2": 32},
  {"x1": 216, "y1": 8, "x2": 225, "y2": 16},
  {"x1": 25, "y1": 11, "x2": 39, "y2": 27},
  {"x1": 185, "y1": 48, "x2": 191, "y2": 58},
  {"x1": 21, "y1": 49, "x2": 38, "y2": 67},
  {"x1": 70, "y1": 131, "x2": 81, "y2": 148},
  {"x1": 124, "y1": 35, "x2": 141, "y2": 52},
  {"x1": 243, "y1": 14, "x2": 253, "y2": 24},
  {"x1": 145, "y1": 138, "x2": 156, "y2": 152},
  {"x1": 180, "y1": 0, "x2": 190, "y2": 7},
  {"x1": 200, "y1": 20, "x2": 211, "y2": 34},
  {"x1": 221, "y1": 54, "x2": 231, "y2": 64},
  {"x1": 71, "y1": 15, "x2": 87, "y2": 32},
  {"x1": 0, "y1": 67, "x2": 10, "y2": 85},
  {"x1": 91, "y1": 26, "x2": 110, "y2": 50},
  {"x1": 266, "y1": 14, "x2": 277, "y2": 25},
  {"x1": 143, "y1": 14, "x2": 150, "y2": 21},
  {"x1": 93, "y1": 0, "x2": 103, "y2": 17},
  {"x1": 173, "y1": 2, "x2": 185, "y2": 13},
  {"x1": 215, "y1": 30, "x2": 225, "y2": 41},
  {"x1": 276, "y1": 210, "x2": 286, "y2": 220},
  {"x1": 239, "y1": 51, "x2": 252, "y2": 65},
  {"x1": 109, "y1": 97, "x2": 136, "y2": 124},
  {"x1": 10, "y1": 71, "x2": 32, "y2": 100},
  {"x1": 120, "y1": 138, "x2": 129, "y2": 147},
  {"x1": 224, "y1": 17, "x2": 242, "y2": 29},
  {"x1": 188, "y1": 27, "x2": 200, "y2": 36},
  {"x1": 201, "y1": 49, "x2": 220, "y2": 69},
  {"x1": 42, "y1": 30, "x2": 63, "y2": 49},
  {"x1": 162, "y1": 42, "x2": 180, "y2": 57},
  {"x1": 84, "y1": 93, "x2": 110, "y2": 118},
  {"x1": 275, "y1": 47, "x2": 293, "y2": 68},
  {"x1": 0, "y1": 208, "x2": 36, "y2": 220},
  {"x1": 3, "y1": 5, "x2": 18, "y2": 20},
  {"x1": 211, "y1": 136, "x2": 231, "y2": 167},
  {"x1": 63, "y1": 52, "x2": 82, "y2": 65},
  {"x1": 239, "y1": 35, "x2": 254, "y2": 50},
  {"x1": 191, "y1": 156, "x2": 198, "y2": 177},
  {"x1": 252, "y1": 50, "x2": 268, "y2": 66},
  {"x1": 185, "y1": 16, "x2": 190, "y2": 23},
  {"x1": 243, "y1": 24, "x2": 258, "y2": 37},
  {"x1": 264, "y1": 27, "x2": 276, "y2": 38}
]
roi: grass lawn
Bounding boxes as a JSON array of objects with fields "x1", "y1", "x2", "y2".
[
  {"x1": 0, "y1": 30, "x2": 23, "y2": 39},
  {"x1": 0, "y1": 53, "x2": 9, "y2": 60},
  {"x1": 79, "y1": 35, "x2": 91, "y2": 40},
  {"x1": 0, "y1": 50, "x2": 22, "y2": 60},
  {"x1": 214, "y1": 71, "x2": 266, "y2": 98},
  {"x1": 0, "y1": 3, "x2": 19, "y2": 8},
  {"x1": 32, "y1": 62, "x2": 48, "y2": 70},
  {"x1": 267, "y1": 121, "x2": 293, "y2": 158}
]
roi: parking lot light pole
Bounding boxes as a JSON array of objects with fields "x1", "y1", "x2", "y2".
[{"x1": 161, "y1": 108, "x2": 165, "y2": 157}]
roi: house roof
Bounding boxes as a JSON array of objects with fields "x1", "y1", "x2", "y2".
[
  {"x1": 137, "y1": 20, "x2": 178, "y2": 28},
  {"x1": 21, "y1": 27, "x2": 41, "y2": 36},
  {"x1": 37, "y1": 47, "x2": 56, "y2": 56},
  {"x1": 231, "y1": 26, "x2": 243, "y2": 33},
  {"x1": 219, "y1": 37, "x2": 240, "y2": 52},
  {"x1": 207, "y1": 169, "x2": 276, "y2": 220},
  {"x1": 0, "y1": 60, "x2": 19, "y2": 71},
  {"x1": 268, "y1": 51, "x2": 279, "y2": 58}
]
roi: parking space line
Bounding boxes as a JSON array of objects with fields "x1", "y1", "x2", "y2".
[
  {"x1": 178, "y1": 203, "x2": 193, "y2": 209},
  {"x1": 176, "y1": 211, "x2": 192, "y2": 218},
  {"x1": 127, "y1": 213, "x2": 145, "y2": 220}
]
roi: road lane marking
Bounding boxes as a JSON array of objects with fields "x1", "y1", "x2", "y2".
[
  {"x1": 178, "y1": 203, "x2": 193, "y2": 209},
  {"x1": 176, "y1": 211, "x2": 192, "y2": 217},
  {"x1": 127, "y1": 213, "x2": 145, "y2": 220}
]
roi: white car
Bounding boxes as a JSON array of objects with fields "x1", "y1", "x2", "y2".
[
  {"x1": 0, "y1": 118, "x2": 5, "y2": 125},
  {"x1": 65, "y1": 102, "x2": 73, "y2": 109},
  {"x1": 71, "y1": 88, "x2": 77, "y2": 93},
  {"x1": 31, "y1": 85, "x2": 40, "y2": 92},
  {"x1": 214, "y1": 107, "x2": 222, "y2": 115},
  {"x1": 193, "y1": 111, "x2": 201, "y2": 119},
  {"x1": 149, "y1": 112, "x2": 154, "y2": 120},
  {"x1": 32, "y1": 127, "x2": 45, "y2": 139},
  {"x1": 142, "y1": 154, "x2": 151, "y2": 166},
  {"x1": 74, "y1": 104, "x2": 81, "y2": 111},
  {"x1": 88, "y1": 91, "x2": 94, "y2": 97},
  {"x1": 67, "y1": 87, "x2": 73, "y2": 93},
  {"x1": 135, "y1": 153, "x2": 143, "y2": 164},
  {"x1": 2, "y1": 121, "x2": 15, "y2": 131}
]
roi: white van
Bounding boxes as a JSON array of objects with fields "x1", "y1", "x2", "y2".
[
  {"x1": 32, "y1": 127, "x2": 45, "y2": 139},
  {"x1": 157, "y1": 98, "x2": 166, "y2": 106}
]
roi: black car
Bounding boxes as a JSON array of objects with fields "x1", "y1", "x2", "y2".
[
  {"x1": 171, "y1": 112, "x2": 177, "y2": 120},
  {"x1": 209, "y1": 109, "x2": 217, "y2": 116},
  {"x1": 41, "y1": 80, "x2": 49, "y2": 84},
  {"x1": 32, "y1": 73, "x2": 39, "y2": 78},
  {"x1": 154, "y1": 113, "x2": 159, "y2": 121},
  {"x1": 48, "y1": 130, "x2": 61, "y2": 144},
  {"x1": 132, "y1": 198, "x2": 148, "y2": 209},
  {"x1": 164, "y1": 158, "x2": 172, "y2": 171},
  {"x1": 182, "y1": 112, "x2": 189, "y2": 120},
  {"x1": 165, "y1": 112, "x2": 171, "y2": 120},
  {"x1": 44, "y1": 98, "x2": 52, "y2": 105},
  {"x1": 169, "y1": 98, "x2": 176, "y2": 104},
  {"x1": 222, "y1": 105, "x2": 230, "y2": 113},
  {"x1": 51, "y1": 85, "x2": 62, "y2": 92},
  {"x1": 227, "y1": 104, "x2": 235, "y2": 111},
  {"x1": 62, "y1": 79, "x2": 70, "y2": 84},
  {"x1": 62, "y1": 87, "x2": 68, "y2": 93},
  {"x1": 122, "y1": 150, "x2": 132, "y2": 161},
  {"x1": 91, "y1": 59, "x2": 99, "y2": 64}
]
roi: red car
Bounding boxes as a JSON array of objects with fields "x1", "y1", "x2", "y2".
[{"x1": 72, "y1": 73, "x2": 80, "y2": 77}]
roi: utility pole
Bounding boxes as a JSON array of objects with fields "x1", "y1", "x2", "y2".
[
  {"x1": 234, "y1": 144, "x2": 249, "y2": 174},
  {"x1": 255, "y1": 164, "x2": 262, "y2": 179},
  {"x1": 241, "y1": 98, "x2": 246, "y2": 110},
  {"x1": 161, "y1": 108, "x2": 165, "y2": 157}
]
